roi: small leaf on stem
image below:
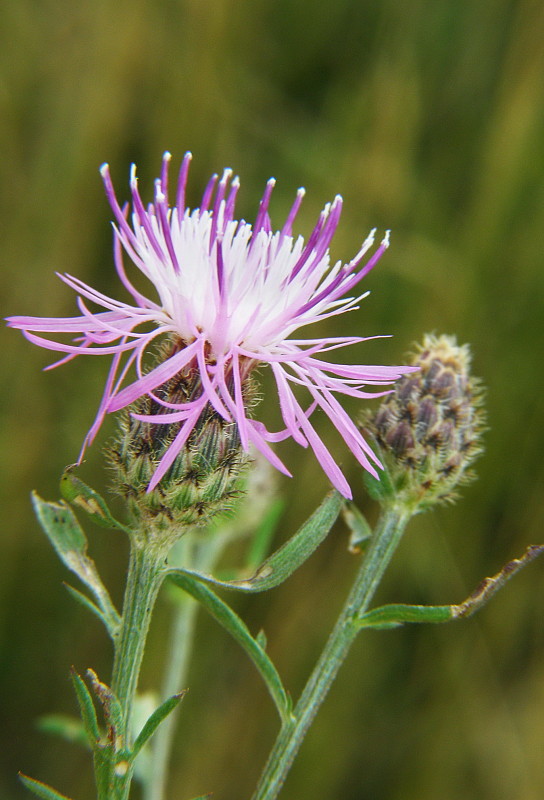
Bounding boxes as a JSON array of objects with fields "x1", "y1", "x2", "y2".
[
  {"x1": 357, "y1": 544, "x2": 544, "y2": 630},
  {"x1": 60, "y1": 468, "x2": 130, "y2": 532},
  {"x1": 31, "y1": 493, "x2": 120, "y2": 634},
  {"x1": 87, "y1": 669, "x2": 125, "y2": 749},
  {"x1": 19, "y1": 774, "x2": 73, "y2": 800},
  {"x1": 37, "y1": 714, "x2": 88, "y2": 747},
  {"x1": 131, "y1": 692, "x2": 186, "y2": 758},
  {"x1": 70, "y1": 668, "x2": 102, "y2": 747}
]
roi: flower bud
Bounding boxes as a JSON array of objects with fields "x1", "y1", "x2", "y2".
[
  {"x1": 361, "y1": 334, "x2": 485, "y2": 513},
  {"x1": 107, "y1": 339, "x2": 251, "y2": 543}
]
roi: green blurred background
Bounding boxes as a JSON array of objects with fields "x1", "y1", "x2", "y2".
[{"x1": 2, "y1": 0, "x2": 544, "y2": 798}]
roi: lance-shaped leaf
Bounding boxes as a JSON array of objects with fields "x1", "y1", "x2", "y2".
[
  {"x1": 19, "y1": 774, "x2": 73, "y2": 800},
  {"x1": 167, "y1": 490, "x2": 343, "y2": 594},
  {"x1": 358, "y1": 603, "x2": 452, "y2": 630},
  {"x1": 71, "y1": 669, "x2": 101, "y2": 748},
  {"x1": 357, "y1": 544, "x2": 544, "y2": 631},
  {"x1": 131, "y1": 693, "x2": 185, "y2": 759},
  {"x1": 168, "y1": 571, "x2": 291, "y2": 722},
  {"x1": 31, "y1": 493, "x2": 120, "y2": 636},
  {"x1": 87, "y1": 669, "x2": 125, "y2": 746},
  {"x1": 37, "y1": 714, "x2": 88, "y2": 748},
  {"x1": 60, "y1": 469, "x2": 130, "y2": 532}
]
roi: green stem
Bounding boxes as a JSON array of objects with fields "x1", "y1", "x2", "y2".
[
  {"x1": 143, "y1": 530, "x2": 231, "y2": 800},
  {"x1": 251, "y1": 507, "x2": 410, "y2": 800},
  {"x1": 143, "y1": 592, "x2": 199, "y2": 800},
  {"x1": 108, "y1": 539, "x2": 167, "y2": 799}
]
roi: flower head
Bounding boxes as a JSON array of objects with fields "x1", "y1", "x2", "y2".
[
  {"x1": 361, "y1": 334, "x2": 486, "y2": 512},
  {"x1": 7, "y1": 152, "x2": 415, "y2": 499}
]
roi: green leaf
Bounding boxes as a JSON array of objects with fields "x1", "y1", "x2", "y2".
[
  {"x1": 64, "y1": 584, "x2": 113, "y2": 632},
  {"x1": 167, "y1": 490, "x2": 343, "y2": 593},
  {"x1": 357, "y1": 544, "x2": 544, "y2": 630},
  {"x1": 19, "y1": 774, "x2": 73, "y2": 800},
  {"x1": 342, "y1": 502, "x2": 373, "y2": 553},
  {"x1": 131, "y1": 693, "x2": 185, "y2": 758},
  {"x1": 70, "y1": 669, "x2": 101, "y2": 747},
  {"x1": 168, "y1": 572, "x2": 291, "y2": 722},
  {"x1": 60, "y1": 469, "x2": 129, "y2": 532},
  {"x1": 37, "y1": 714, "x2": 88, "y2": 747},
  {"x1": 31, "y1": 493, "x2": 120, "y2": 636},
  {"x1": 358, "y1": 603, "x2": 453, "y2": 630},
  {"x1": 87, "y1": 669, "x2": 125, "y2": 742}
]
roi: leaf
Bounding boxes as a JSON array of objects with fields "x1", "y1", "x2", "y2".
[
  {"x1": 450, "y1": 543, "x2": 544, "y2": 618},
  {"x1": 357, "y1": 544, "x2": 544, "y2": 630},
  {"x1": 131, "y1": 693, "x2": 185, "y2": 758},
  {"x1": 70, "y1": 669, "x2": 101, "y2": 747},
  {"x1": 87, "y1": 669, "x2": 125, "y2": 743},
  {"x1": 60, "y1": 469, "x2": 129, "y2": 532},
  {"x1": 19, "y1": 774, "x2": 73, "y2": 800},
  {"x1": 168, "y1": 571, "x2": 291, "y2": 723},
  {"x1": 167, "y1": 490, "x2": 343, "y2": 593},
  {"x1": 342, "y1": 502, "x2": 373, "y2": 553},
  {"x1": 37, "y1": 714, "x2": 88, "y2": 747},
  {"x1": 358, "y1": 603, "x2": 453, "y2": 630},
  {"x1": 31, "y1": 493, "x2": 120, "y2": 636},
  {"x1": 64, "y1": 584, "x2": 113, "y2": 632}
]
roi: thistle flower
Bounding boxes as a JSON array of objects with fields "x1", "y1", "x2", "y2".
[
  {"x1": 362, "y1": 334, "x2": 486, "y2": 512},
  {"x1": 7, "y1": 152, "x2": 415, "y2": 499}
]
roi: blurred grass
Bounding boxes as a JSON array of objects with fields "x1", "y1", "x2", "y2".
[{"x1": 1, "y1": 0, "x2": 544, "y2": 798}]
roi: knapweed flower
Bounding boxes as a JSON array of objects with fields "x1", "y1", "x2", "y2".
[{"x1": 7, "y1": 152, "x2": 415, "y2": 499}]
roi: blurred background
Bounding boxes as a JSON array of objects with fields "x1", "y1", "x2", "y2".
[{"x1": 1, "y1": 0, "x2": 544, "y2": 798}]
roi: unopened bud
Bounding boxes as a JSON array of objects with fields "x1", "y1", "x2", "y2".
[{"x1": 361, "y1": 334, "x2": 485, "y2": 513}]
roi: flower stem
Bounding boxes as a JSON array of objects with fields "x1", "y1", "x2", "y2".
[
  {"x1": 108, "y1": 539, "x2": 167, "y2": 799},
  {"x1": 143, "y1": 529, "x2": 232, "y2": 800},
  {"x1": 251, "y1": 507, "x2": 410, "y2": 800}
]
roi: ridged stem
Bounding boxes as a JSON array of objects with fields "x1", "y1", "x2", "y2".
[
  {"x1": 251, "y1": 507, "x2": 410, "y2": 800},
  {"x1": 108, "y1": 539, "x2": 168, "y2": 800}
]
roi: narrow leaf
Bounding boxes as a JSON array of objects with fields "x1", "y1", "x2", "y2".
[
  {"x1": 168, "y1": 572, "x2": 291, "y2": 722},
  {"x1": 37, "y1": 714, "x2": 88, "y2": 747},
  {"x1": 131, "y1": 693, "x2": 185, "y2": 758},
  {"x1": 19, "y1": 774, "x2": 73, "y2": 800},
  {"x1": 60, "y1": 469, "x2": 129, "y2": 532},
  {"x1": 31, "y1": 493, "x2": 120, "y2": 633},
  {"x1": 64, "y1": 584, "x2": 116, "y2": 636},
  {"x1": 358, "y1": 603, "x2": 453, "y2": 630},
  {"x1": 167, "y1": 490, "x2": 343, "y2": 593},
  {"x1": 357, "y1": 544, "x2": 544, "y2": 630},
  {"x1": 451, "y1": 543, "x2": 544, "y2": 618},
  {"x1": 342, "y1": 502, "x2": 373, "y2": 553},
  {"x1": 71, "y1": 669, "x2": 101, "y2": 747},
  {"x1": 87, "y1": 670, "x2": 125, "y2": 738}
]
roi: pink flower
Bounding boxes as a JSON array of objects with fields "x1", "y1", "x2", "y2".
[{"x1": 7, "y1": 152, "x2": 415, "y2": 498}]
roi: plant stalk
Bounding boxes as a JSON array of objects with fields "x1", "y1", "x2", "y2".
[
  {"x1": 107, "y1": 539, "x2": 167, "y2": 799},
  {"x1": 251, "y1": 507, "x2": 410, "y2": 800}
]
